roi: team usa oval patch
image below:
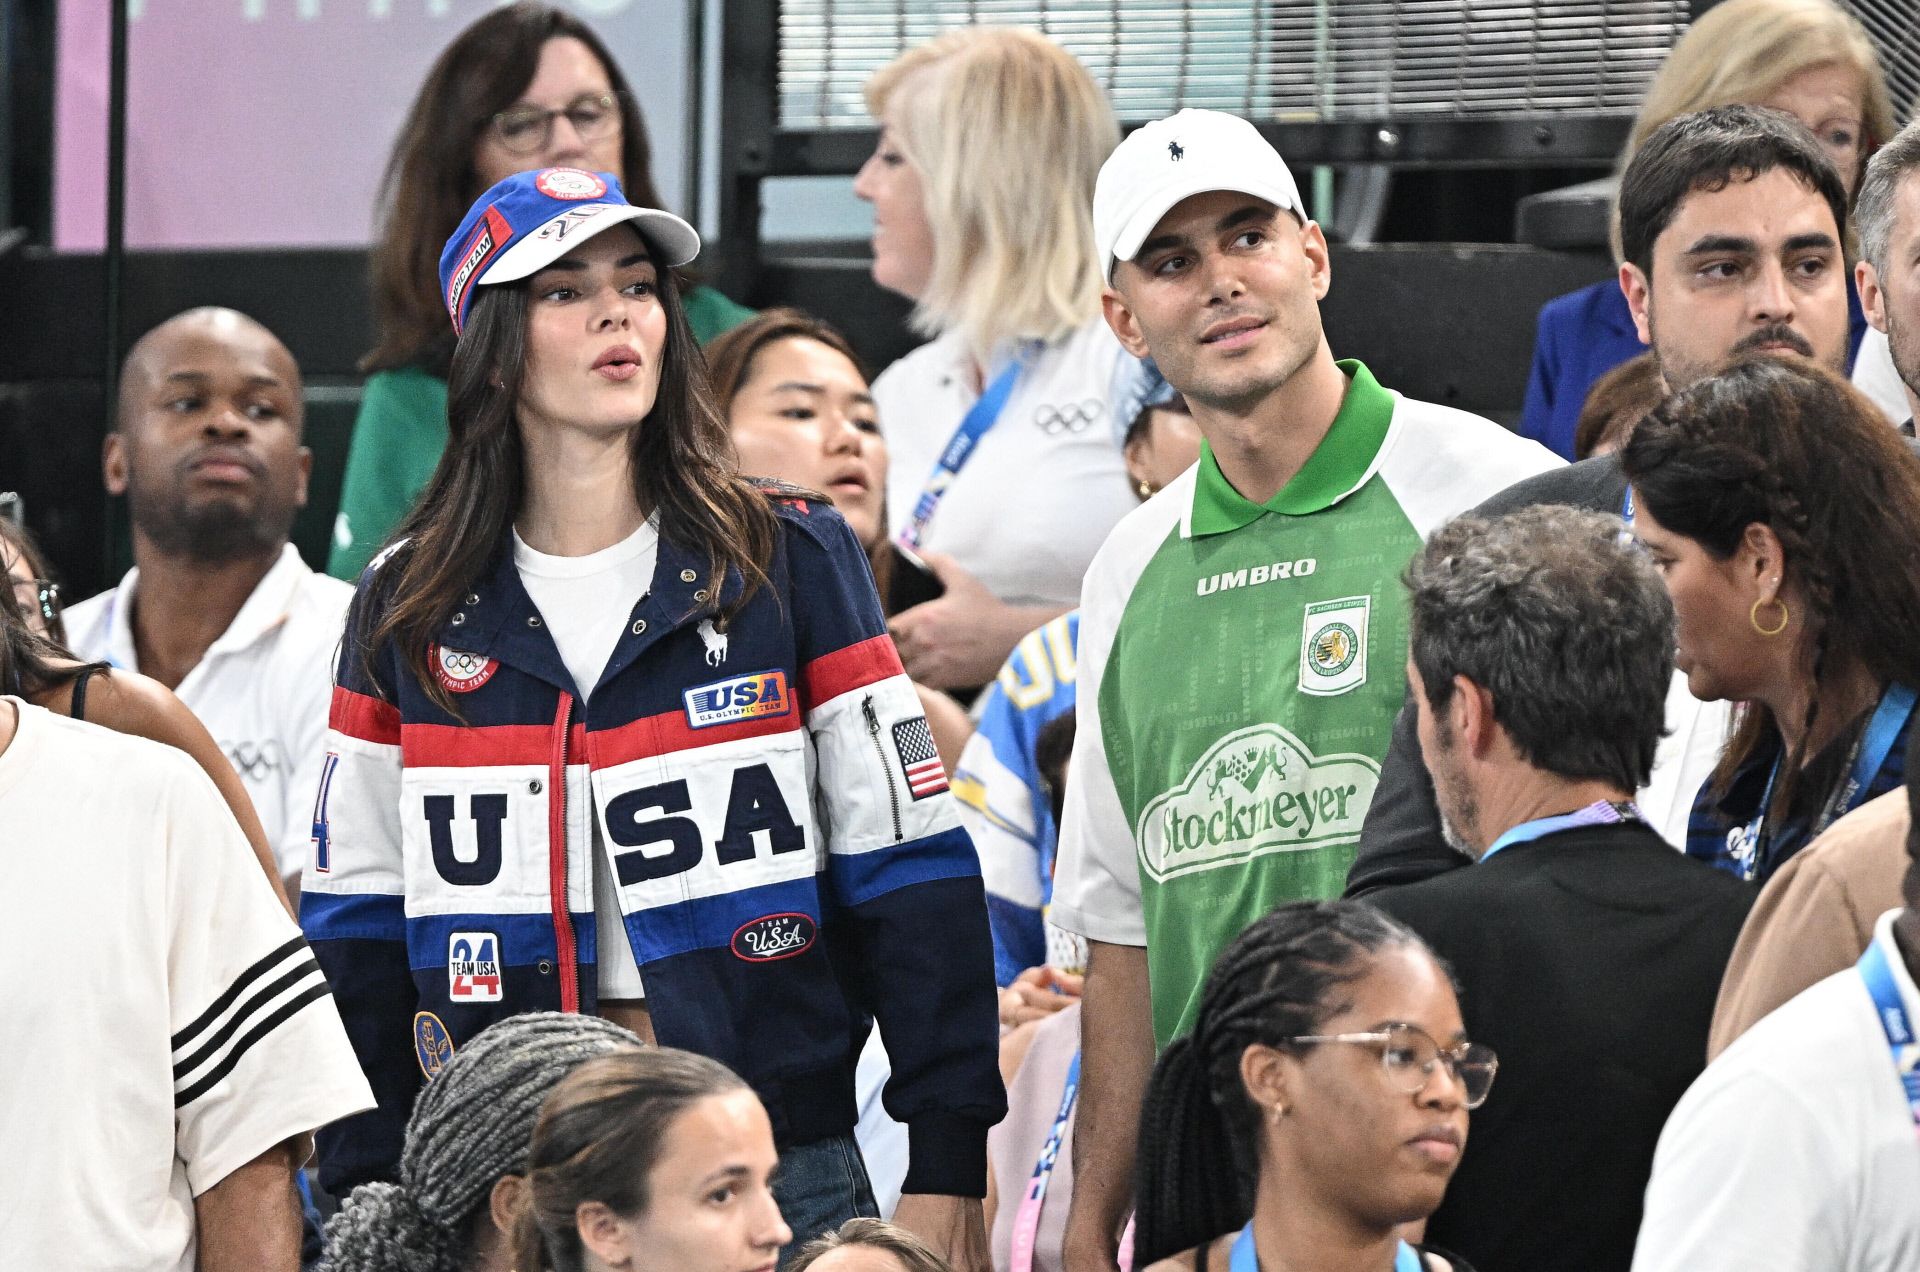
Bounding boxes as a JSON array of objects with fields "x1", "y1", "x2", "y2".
[
  {"x1": 433, "y1": 644, "x2": 499, "y2": 694},
  {"x1": 414, "y1": 1011, "x2": 455, "y2": 1080},
  {"x1": 731, "y1": 912, "x2": 816, "y2": 962},
  {"x1": 535, "y1": 167, "x2": 608, "y2": 200}
]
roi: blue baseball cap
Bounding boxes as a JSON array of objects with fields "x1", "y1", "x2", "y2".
[{"x1": 438, "y1": 166, "x2": 701, "y2": 334}]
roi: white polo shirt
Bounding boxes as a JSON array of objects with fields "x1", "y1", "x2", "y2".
[
  {"x1": 64, "y1": 543, "x2": 352, "y2": 886},
  {"x1": 0, "y1": 699, "x2": 374, "y2": 1272},
  {"x1": 877, "y1": 318, "x2": 1153, "y2": 607},
  {"x1": 1633, "y1": 908, "x2": 1920, "y2": 1272}
]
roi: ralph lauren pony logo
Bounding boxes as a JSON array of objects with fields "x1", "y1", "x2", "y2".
[{"x1": 1168, "y1": 140, "x2": 1185, "y2": 161}]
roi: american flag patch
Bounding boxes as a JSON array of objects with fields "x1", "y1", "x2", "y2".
[{"x1": 893, "y1": 716, "x2": 949, "y2": 800}]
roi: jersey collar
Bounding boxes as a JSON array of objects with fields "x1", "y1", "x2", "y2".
[{"x1": 1189, "y1": 359, "x2": 1394, "y2": 538}]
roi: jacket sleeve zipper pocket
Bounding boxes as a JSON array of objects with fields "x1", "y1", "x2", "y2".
[{"x1": 862, "y1": 694, "x2": 905, "y2": 843}]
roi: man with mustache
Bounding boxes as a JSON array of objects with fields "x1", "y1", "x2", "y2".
[
  {"x1": 66, "y1": 308, "x2": 350, "y2": 897},
  {"x1": 1052, "y1": 109, "x2": 1560, "y2": 1272},
  {"x1": 1349, "y1": 105, "x2": 1856, "y2": 898}
]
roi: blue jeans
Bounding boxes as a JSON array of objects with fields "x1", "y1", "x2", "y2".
[{"x1": 775, "y1": 1134, "x2": 880, "y2": 1266}]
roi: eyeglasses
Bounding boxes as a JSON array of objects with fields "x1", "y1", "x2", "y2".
[
  {"x1": 487, "y1": 91, "x2": 624, "y2": 156},
  {"x1": 1287, "y1": 1022, "x2": 1498, "y2": 1109}
]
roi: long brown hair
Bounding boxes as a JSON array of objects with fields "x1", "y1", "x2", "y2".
[
  {"x1": 365, "y1": 3, "x2": 668, "y2": 377},
  {"x1": 511, "y1": 1049, "x2": 749, "y2": 1272},
  {"x1": 363, "y1": 264, "x2": 777, "y2": 715},
  {"x1": 1621, "y1": 355, "x2": 1920, "y2": 818}
]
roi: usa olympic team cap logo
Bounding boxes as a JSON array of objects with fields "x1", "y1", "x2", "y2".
[
  {"x1": 437, "y1": 166, "x2": 701, "y2": 334},
  {"x1": 535, "y1": 168, "x2": 608, "y2": 200}
]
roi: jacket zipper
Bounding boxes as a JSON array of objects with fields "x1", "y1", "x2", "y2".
[
  {"x1": 863, "y1": 694, "x2": 904, "y2": 842},
  {"x1": 547, "y1": 692, "x2": 580, "y2": 1012}
]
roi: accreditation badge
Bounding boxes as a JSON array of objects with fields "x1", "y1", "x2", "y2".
[{"x1": 1299, "y1": 595, "x2": 1370, "y2": 697}]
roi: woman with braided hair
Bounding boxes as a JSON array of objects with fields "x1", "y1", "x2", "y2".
[
  {"x1": 1133, "y1": 901, "x2": 1494, "y2": 1272},
  {"x1": 319, "y1": 1012, "x2": 642, "y2": 1271},
  {"x1": 1622, "y1": 354, "x2": 1920, "y2": 883}
]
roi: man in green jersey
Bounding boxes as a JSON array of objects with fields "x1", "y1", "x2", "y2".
[{"x1": 1052, "y1": 109, "x2": 1561, "y2": 1272}]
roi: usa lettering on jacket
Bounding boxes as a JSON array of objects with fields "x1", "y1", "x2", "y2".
[{"x1": 299, "y1": 496, "x2": 1006, "y2": 1197}]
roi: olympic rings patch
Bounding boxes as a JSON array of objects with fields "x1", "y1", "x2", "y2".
[
  {"x1": 433, "y1": 644, "x2": 499, "y2": 694},
  {"x1": 1033, "y1": 399, "x2": 1105, "y2": 436},
  {"x1": 535, "y1": 168, "x2": 608, "y2": 200}
]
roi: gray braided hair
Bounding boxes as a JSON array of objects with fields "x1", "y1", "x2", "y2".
[{"x1": 318, "y1": 1013, "x2": 643, "y2": 1272}]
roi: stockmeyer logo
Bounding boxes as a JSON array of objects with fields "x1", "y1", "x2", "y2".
[
  {"x1": 683, "y1": 670, "x2": 793, "y2": 729},
  {"x1": 1136, "y1": 723, "x2": 1380, "y2": 883},
  {"x1": 731, "y1": 912, "x2": 816, "y2": 962}
]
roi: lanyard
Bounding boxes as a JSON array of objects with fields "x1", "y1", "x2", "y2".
[
  {"x1": 1481, "y1": 800, "x2": 1643, "y2": 861},
  {"x1": 1009, "y1": 1051, "x2": 1079, "y2": 1272},
  {"x1": 1856, "y1": 938, "x2": 1920, "y2": 1142},
  {"x1": 1228, "y1": 1222, "x2": 1421, "y2": 1272},
  {"x1": 1736, "y1": 682, "x2": 1918, "y2": 881},
  {"x1": 896, "y1": 352, "x2": 1028, "y2": 550}
]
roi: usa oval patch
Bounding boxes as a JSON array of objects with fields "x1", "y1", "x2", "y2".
[
  {"x1": 731, "y1": 912, "x2": 816, "y2": 963},
  {"x1": 414, "y1": 1010, "x2": 455, "y2": 1080}
]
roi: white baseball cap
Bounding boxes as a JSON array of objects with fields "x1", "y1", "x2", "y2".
[{"x1": 1093, "y1": 109, "x2": 1306, "y2": 283}]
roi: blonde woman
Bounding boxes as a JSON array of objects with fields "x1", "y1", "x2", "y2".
[
  {"x1": 855, "y1": 27, "x2": 1152, "y2": 692},
  {"x1": 1520, "y1": 0, "x2": 1897, "y2": 458}
]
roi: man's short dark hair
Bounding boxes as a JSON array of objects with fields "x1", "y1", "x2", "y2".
[
  {"x1": 1619, "y1": 104, "x2": 1850, "y2": 278},
  {"x1": 1407, "y1": 505, "x2": 1673, "y2": 792}
]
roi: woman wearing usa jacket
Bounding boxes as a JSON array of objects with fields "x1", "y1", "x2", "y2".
[{"x1": 303, "y1": 166, "x2": 1003, "y2": 1264}]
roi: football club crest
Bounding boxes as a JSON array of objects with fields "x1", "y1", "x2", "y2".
[
  {"x1": 448, "y1": 931, "x2": 503, "y2": 1002},
  {"x1": 535, "y1": 167, "x2": 608, "y2": 200},
  {"x1": 1299, "y1": 596, "x2": 1370, "y2": 697},
  {"x1": 414, "y1": 1011, "x2": 455, "y2": 1080},
  {"x1": 432, "y1": 644, "x2": 499, "y2": 694}
]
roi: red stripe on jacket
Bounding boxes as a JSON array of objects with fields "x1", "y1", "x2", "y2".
[
  {"x1": 331, "y1": 686, "x2": 401, "y2": 745},
  {"x1": 801, "y1": 634, "x2": 902, "y2": 711}
]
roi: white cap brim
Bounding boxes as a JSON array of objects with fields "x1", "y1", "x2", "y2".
[
  {"x1": 479, "y1": 204, "x2": 702, "y2": 286},
  {"x1": 1104, "y1": 166, "x2": 1303, "y2": 282}
]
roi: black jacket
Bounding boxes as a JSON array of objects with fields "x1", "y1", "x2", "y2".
[{"x1": 1370, "y1": 820, "x2": 1753, "y2": 1272}]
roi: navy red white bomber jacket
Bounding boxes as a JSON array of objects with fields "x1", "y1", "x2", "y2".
[{"x1": 301, "y1": 491, "x2": 1005, "y2": 1196}]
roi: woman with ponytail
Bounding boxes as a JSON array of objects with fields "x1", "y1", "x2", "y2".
[
  {"x1": 320, "y1": 1012, "x2": 641, "y2": 1272},
  {"x1": 511, "y1": 1048, "x2": 790, "y2": 1272},
  {"x1": 1133, "y1": 901, "x2": 1494, "y2": 1272},
  {"x1": 1622, "y1": 355, "x2": 1920, "y2": 884}
]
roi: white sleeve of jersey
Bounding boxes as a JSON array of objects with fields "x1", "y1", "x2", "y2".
[
  {"x1": 1048, "y1": 549, "x2": 1146, "y2": 947},
  {"x1": 165, "y1": 756, "x2": 374, "y2": 1195}
]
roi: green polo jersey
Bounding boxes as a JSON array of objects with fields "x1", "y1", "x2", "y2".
[{"x1": 1049, "y1": 361, "x2": 1558, "y2": 1045}]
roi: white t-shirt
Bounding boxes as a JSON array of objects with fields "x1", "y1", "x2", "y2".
[
  {"x1": 0, "y1": 699, "x2": 374, "y2": 1272},
  {"x1": 876, "y1": 318, "x2": 1152, "y2": 607},
  {"x1": 64, "y1": 544, "x2": 353, "y2": 888},
  {"x1": 514, "y1": 520, "x2": 660, "y2": 999},
  {"x1": 1633, "y1": 909, "x2": 1920, "y2": 1272}
]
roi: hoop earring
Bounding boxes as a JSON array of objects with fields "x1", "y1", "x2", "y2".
[{"x1": 1750, "y1": 596, "x2": 1790, "y2": 636}]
